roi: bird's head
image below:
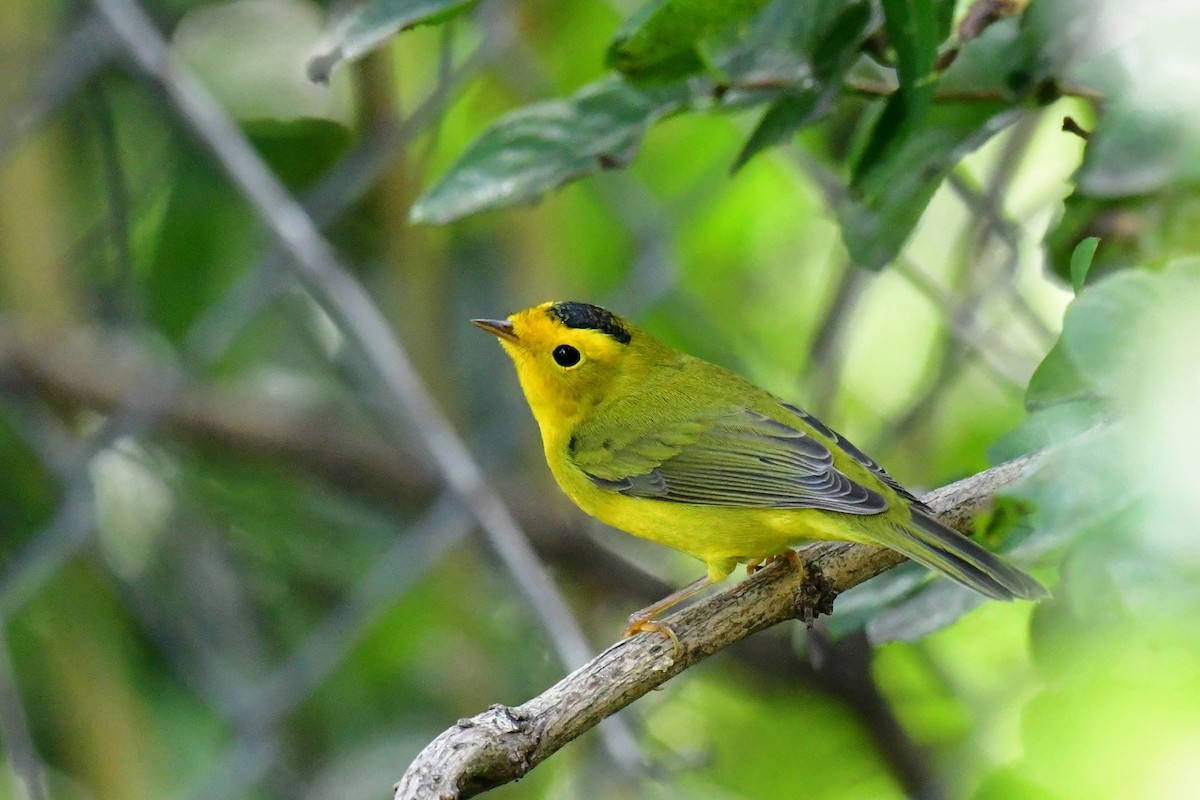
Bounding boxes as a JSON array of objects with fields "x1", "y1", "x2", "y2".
[{"x1": 473, "y1": 301, "x2": 642, "y2": 430}]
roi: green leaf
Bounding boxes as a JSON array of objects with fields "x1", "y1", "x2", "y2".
[
  {"x1": 811, "y1": 1, "x2": 875, "y2": 81},
  {"x1": 839, "y1": 99, "x2": 1017, "y2": 270},
  {"x1": 410, "y1": 79, "x2": 691, "y2": 224},
  {"x1": 880, "y1": 0, "x2": 948, "y2": 122},
  {"x1": 852, "y1": 0, "x2": 951, "y2": 180},
  {"x1": 1007, "y1": 421, "x2": 1140, "y2": 552},
  {"x1": 1002, "y1": 260, "x2": 1200, "y2": 572},
  {"x1": 1069, "y1": 236, "x2": 1100, "y2": 293},
  {"x1": 839, "y1": 18, "x2": 1027, "y2": 269},
  {"x1": 1077, "y1": 107, "x2": 1200, "y2": 198},
  {"x1": 148, "y1": 154, "x2": 256, "y2": 342},
  {"x1": 1059, "y1": 267, "x2": 1165, "y2": 401},
  {"x1": 864, "y1": 578, "x2": 986, "y2": 644},
  {"x1": 732, "y1": 91, "x2": 822, "y2": 172},
  {"x1": 306, "y1": 0, "x2": 476, "y2": 83},
  {"x1": 1046, "y1": 192, "x2": 1200, "y2": 285},
  {"x1": 731, "y1": 1, "x2": 873, "y2": 171},
  {"x1": 988, "y1": 398, "x2": 1108, "y2": 463},
  {"x1": 1025, "y1": 337, "x2": 1094, "y2": 411},
  {"x1": 607, "y1": 0, "x2": 773, "y2": 80}
]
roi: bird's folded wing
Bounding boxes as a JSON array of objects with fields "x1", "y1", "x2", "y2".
[
  {"x1": 780, "y1": 403, "x2": 925, "y2": 508},
  {"x1": 572, "y1": 406, "x2": 888, "y2": 514}
]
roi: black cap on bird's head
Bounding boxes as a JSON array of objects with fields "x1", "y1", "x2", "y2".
[{"x1": 545, "y1": 301, "x2": 632, "y2": 344}]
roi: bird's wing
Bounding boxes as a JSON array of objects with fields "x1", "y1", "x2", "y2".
[
  {"x1": 780, "y1": 403, "x2": 926, "y2": 508},
  {"x1": 572, "y1": 405, "x2": 888, "y2": 514}
]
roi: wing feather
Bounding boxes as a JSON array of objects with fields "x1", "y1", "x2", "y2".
[
  {"x1": 574, "y1": 406, "x2": 887, "y2": 515},
  {"x1": 781, "y1": 402, "x2": 925, "y2": 508}
]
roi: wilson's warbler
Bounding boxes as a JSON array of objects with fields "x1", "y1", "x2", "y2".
[{"x1": 474, "y1": 301, "x2": 1046, "y2": 638}]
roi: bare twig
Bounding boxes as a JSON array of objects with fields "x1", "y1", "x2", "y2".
[{"x1": 393, "y1": 453, "x2": 1040, "y2": 799}]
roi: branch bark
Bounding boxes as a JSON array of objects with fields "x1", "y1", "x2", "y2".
[{"x1": 392, "y1": 453, "x2": 1038, "y2": 799}]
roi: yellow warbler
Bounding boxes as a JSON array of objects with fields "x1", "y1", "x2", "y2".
[{"x1": 474, "y1": 302, "x2": 1046, "y2": 636}]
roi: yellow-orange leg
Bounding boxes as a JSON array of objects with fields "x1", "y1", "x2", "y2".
[
  {"x1": 622, "y1": 576, "x2": 713, "y2": 656},
  {"x1": 746, "y1": 549, "x2": 804, "y2": 575}
]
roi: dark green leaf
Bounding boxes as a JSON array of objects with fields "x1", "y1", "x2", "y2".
[
  {"x1": 732, "y1": 90, "x2": 821, "y2": 172},
  {"x1": 1069, "y1": 236, "x2": 1099, "y2": 293},
  {"x1": 811, "y1": 1, "x2": 874, "y2": 81},
  {"x1": 851, "y1": 0, "x2": 951, "y2": 179},
  {"x1": 839, "y1": 99, "x2": 1018, "y2": 270},
  {"x1": 410, "y1": 80, "x2": 691, "y2": 224},
  {"x1": 1046, "y1": 192, "x2": 1200, "y2": 284},
  {"x1": 839, "y1": 18, "x2": 1028, "y2": 269},
  {"x1": 306, "y1": 0, "x2": 476, "y2": 83},
  {"x1": 148, "y1": 156, "x2": 255, "y2": 341},
  {"x1": 0, "y1": 416, "x2": 58, "y2": 556},
  {"x1": 607, "y1": 0, "x2": 772, "y2": 80},
  {"x1": 880, "y1": 0, "x2": 948, "y2": 122},
  {"x1": 708, "y1": 0, "x2": 879, "y2": 108},
  {"x1": 731, "y1": 1, "x2": 873, "y2": 171}
]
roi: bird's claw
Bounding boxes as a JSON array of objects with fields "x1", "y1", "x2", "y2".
[
  {"x1": 623, "y1": 617, "x2": 682, "y2": 658},
  {"x1": 746, "y1": 549, "x2": 804, "y2": 575}
]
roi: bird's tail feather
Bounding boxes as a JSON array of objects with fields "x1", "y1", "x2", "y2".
[{"x1": 883, "y1": 511, "x2": 1048, "y2": 601}]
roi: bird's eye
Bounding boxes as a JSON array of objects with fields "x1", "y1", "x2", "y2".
[{"x1": 552, "y1": 344, "x2": 581, "y2": 367}]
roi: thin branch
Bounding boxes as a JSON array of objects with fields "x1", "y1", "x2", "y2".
[
  {"x1": 393, "y1": 453, "x2": 1041, "y2": 799},
  {"x1": 842, "y1": 78, "x2": 1103, "y2": 103}
]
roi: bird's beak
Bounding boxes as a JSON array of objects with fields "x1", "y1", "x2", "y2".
[{"x1": 471, "y1": 318, "x2": 519, "y2": 343}]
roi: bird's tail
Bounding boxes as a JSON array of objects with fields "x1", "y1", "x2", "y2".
[{"x1": 882, "y1": 510, "x2": 1048, "y2": 600}]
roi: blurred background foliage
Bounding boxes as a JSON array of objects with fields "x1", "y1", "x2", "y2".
[{"x1": 1, "y1": 0, "x2": 1199, "y2": 798}]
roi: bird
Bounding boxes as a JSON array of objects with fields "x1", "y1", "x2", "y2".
[{"x1": 473, "y1": 301, "x2": 1047, "y2": 643}]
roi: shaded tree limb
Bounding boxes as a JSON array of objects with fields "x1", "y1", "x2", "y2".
[{"x1": 393, "y1": 454, "x2": 1039, "y2": 799}]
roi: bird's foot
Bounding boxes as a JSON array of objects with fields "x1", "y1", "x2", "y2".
[
  {"x1": 619, "y1": 575, "x2": 713, "y2": 658},
  {"x1": 746, "y1": 549, "x2": 804, "y2": 575},
  {"x1": 622, "y1": 617, "x2": 682, "y2": 658}
]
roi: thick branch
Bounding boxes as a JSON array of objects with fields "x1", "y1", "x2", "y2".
[{"x1": 393, "y1": 454, "x2": 1038, "y2": 799}]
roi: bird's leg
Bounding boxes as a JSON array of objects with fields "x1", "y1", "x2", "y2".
[
  {"x1": 746, "y1": 549, "x2": 805, "y2": 575},
  {"x1": 622, "y1": 575, "x2": 714, "y2": 656}
]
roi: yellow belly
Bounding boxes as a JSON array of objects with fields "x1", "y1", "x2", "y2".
[{"x1": 547, "y1": 440, "x2": 867, "y2": 582}]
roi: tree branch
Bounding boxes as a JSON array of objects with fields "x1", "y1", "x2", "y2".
[{"x1": 393, "y1": 453, "x2": 1038, "y2": 799}]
